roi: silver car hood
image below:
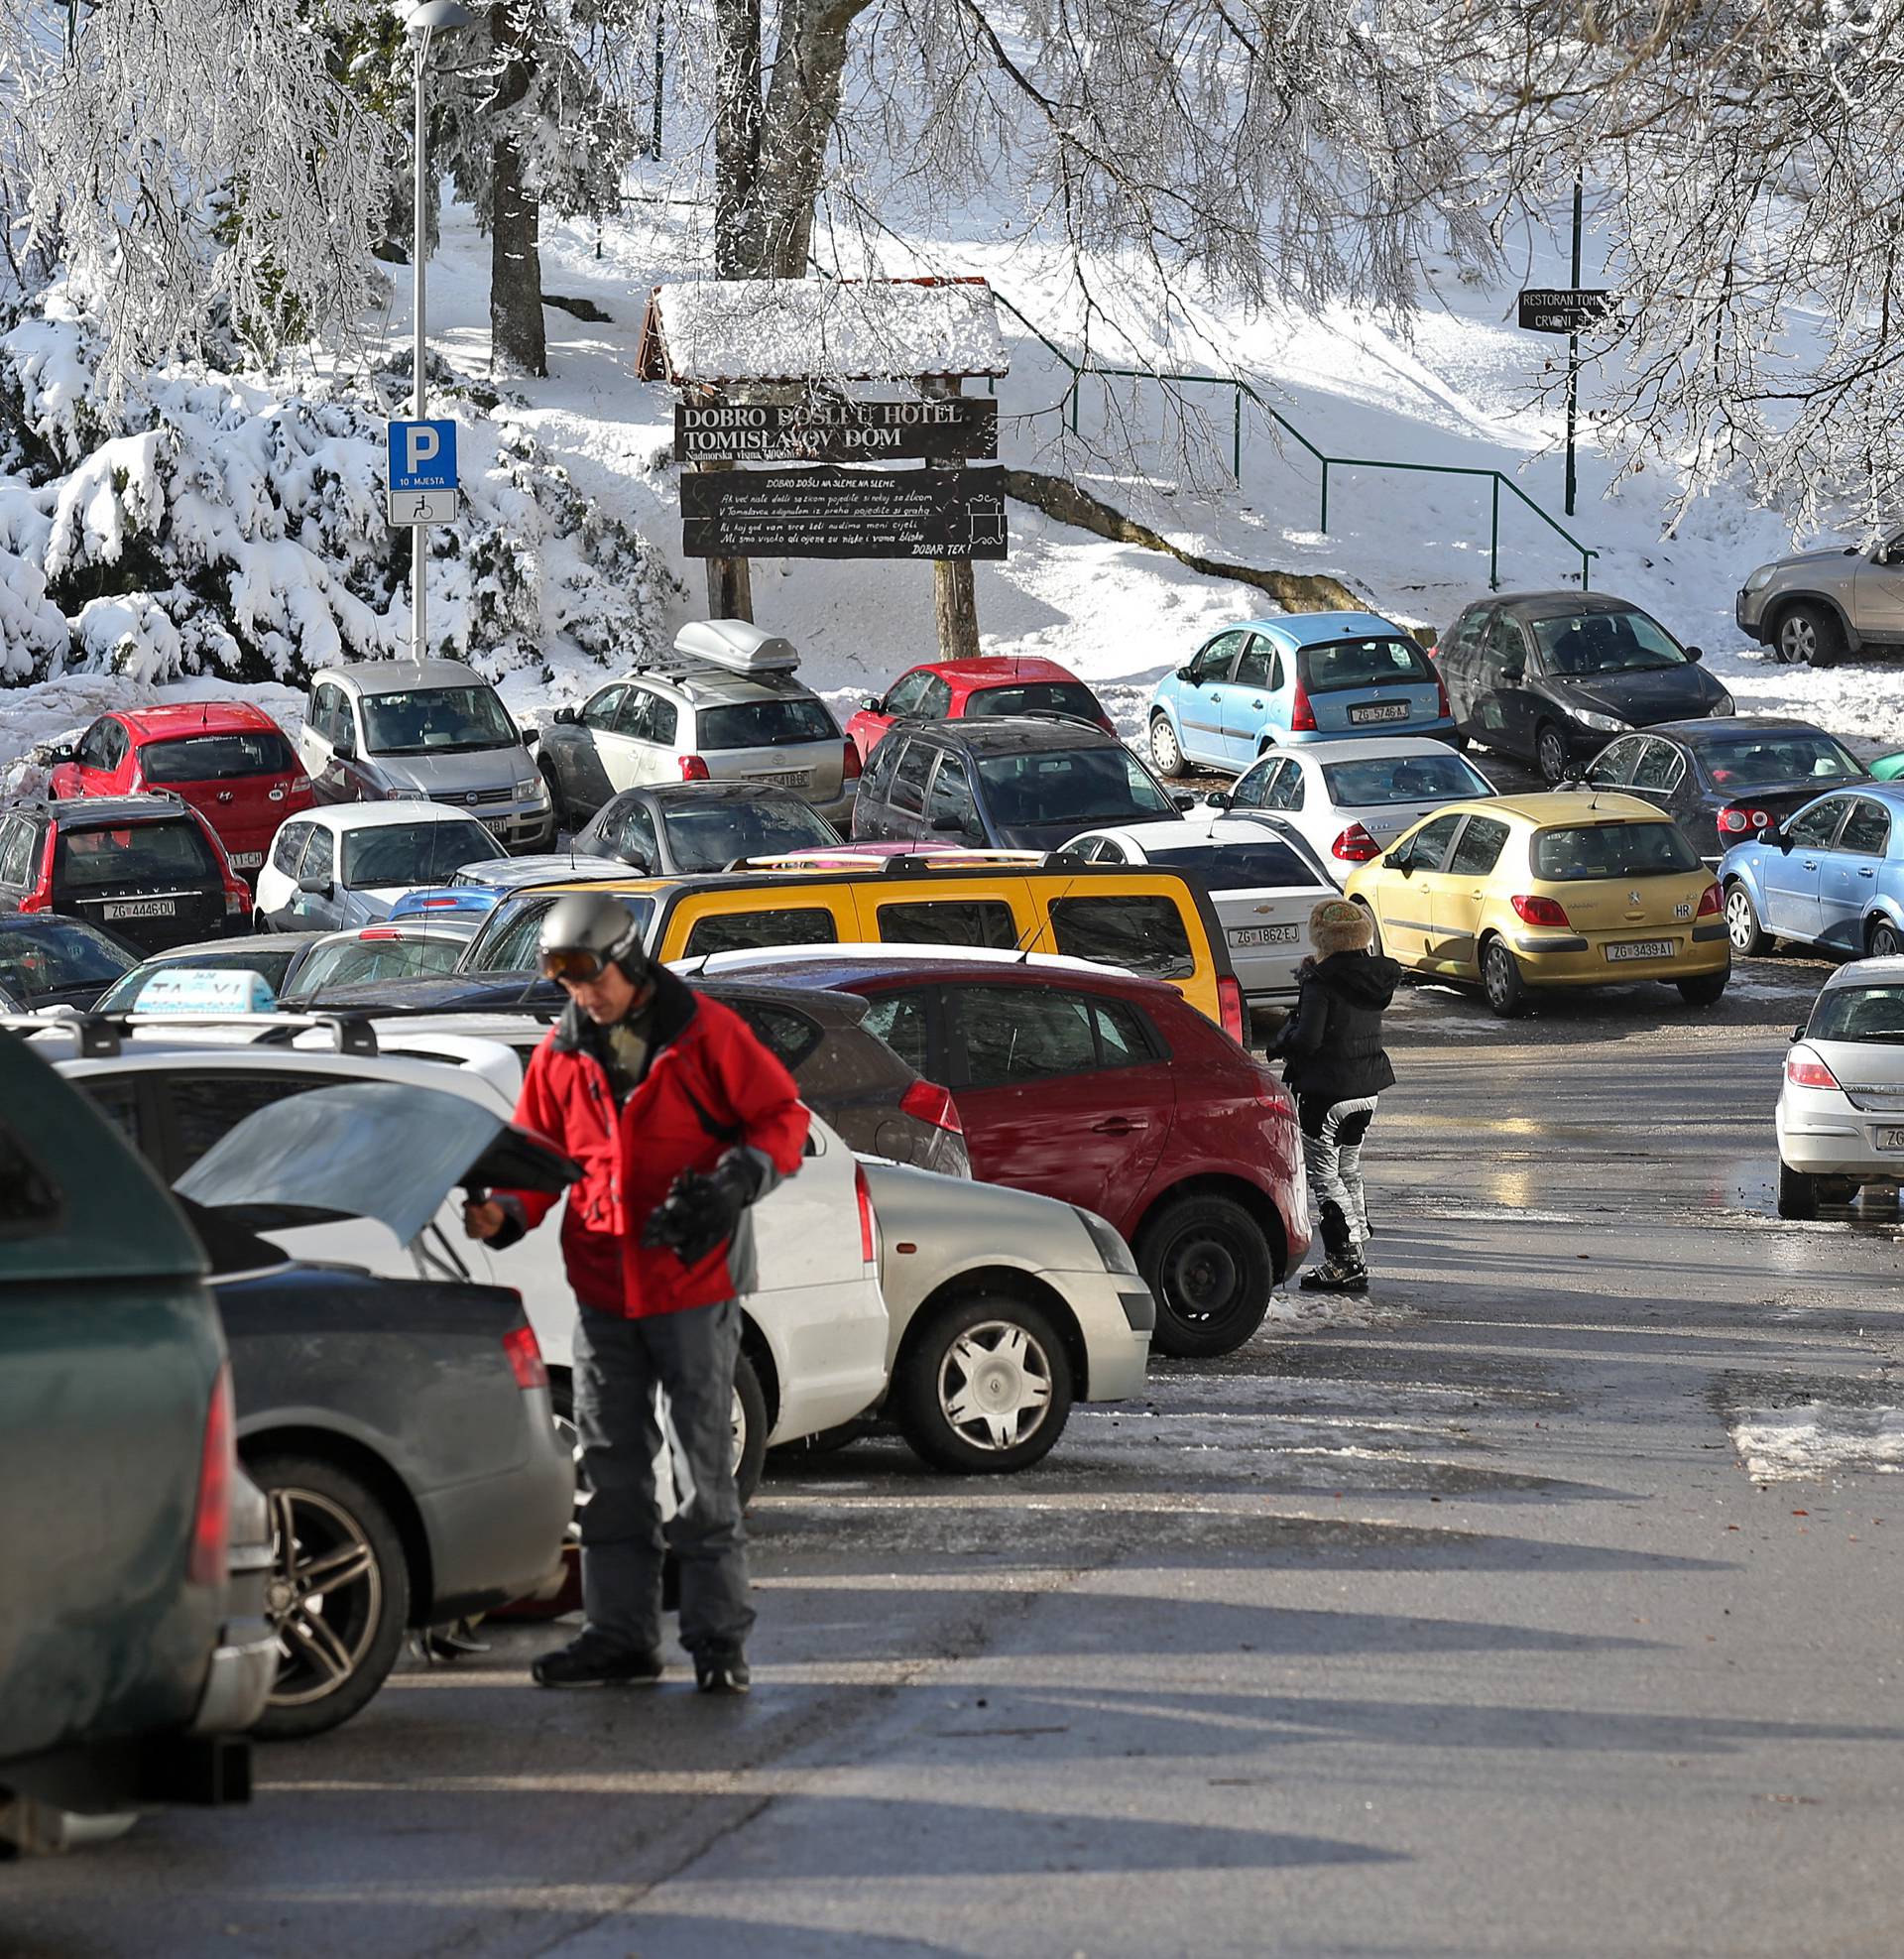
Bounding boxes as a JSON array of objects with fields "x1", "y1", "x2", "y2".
[{"x1": 371, "y1": 747, "x2": 529, "y2": 796}]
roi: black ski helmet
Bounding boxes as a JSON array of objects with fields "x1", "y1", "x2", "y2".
[{"x1": 537, "y1": 891, "x2": 651, "y2": 982}]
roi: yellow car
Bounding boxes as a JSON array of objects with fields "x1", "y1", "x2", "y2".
[{"x1": 1341, "y1": 791, "x2": 1729, "y2": 1017}]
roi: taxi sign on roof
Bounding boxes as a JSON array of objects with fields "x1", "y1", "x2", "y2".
[{"x1": 136, "y1": 967, "x2": 279, "y2": 1016}]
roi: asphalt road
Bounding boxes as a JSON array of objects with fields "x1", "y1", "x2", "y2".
[{"x1": 9, "y1": 946, "x2": 1904, "y2": 1958}]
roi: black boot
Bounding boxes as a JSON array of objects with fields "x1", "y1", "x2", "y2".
[
  {"x1": 532, "y1": 1634, "x2": 664, "y2": 1688},
  {"x1": 692, "y1": 1643, "x2": 751, "y2": 1696}
]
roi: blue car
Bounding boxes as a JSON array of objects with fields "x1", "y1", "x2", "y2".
[
  {"x1": 1146, "y1": 610, "x2": 1454, "y2": 776},
  {"x1": 1720, "y1": 785, "x2": 1904, "y2": 960}
]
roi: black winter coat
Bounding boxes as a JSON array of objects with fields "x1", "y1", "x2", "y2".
[{"x1": 1277, "y1": 949, "x2": 1400, "y2": 1105}]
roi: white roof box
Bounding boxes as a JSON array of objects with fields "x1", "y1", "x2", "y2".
[{"x1": 672, "y1": 618, "x2": 801, "y2": 675}]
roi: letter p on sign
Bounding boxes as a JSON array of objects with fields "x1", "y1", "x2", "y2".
[{"x1": 406, "y1": 425, "x2": 438, "y2": 476}]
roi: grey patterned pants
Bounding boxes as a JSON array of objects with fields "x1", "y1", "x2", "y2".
[{"x1": 1299, "y1": 1093, "x2": 1378, "y2": 1261}]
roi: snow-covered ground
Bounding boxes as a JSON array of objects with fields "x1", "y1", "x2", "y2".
[
  {"x1": 3, "y1": 188, "x2": 1900, "y2": 774},
  {"x1": 1729, "y1": 1400, "x2": 1904, "y2": 1480}
]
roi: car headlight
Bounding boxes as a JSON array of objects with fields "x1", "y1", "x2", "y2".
[
  {"x1": 516, "y1": 776, "x2": 544, "y2": 801},
  {"x1": 1709, "y1": 693, "x2": 1735, "y2": 716},
  {"x1": 1573, "y1": 709, "x2": 1629, "y2": 734},
  {"x1": 1074, "y1": 1206, "x2": 1139, "y2": 1276},
  {"x1": 1744, "y1": 565, "x2": 1774, "y2": 593}
]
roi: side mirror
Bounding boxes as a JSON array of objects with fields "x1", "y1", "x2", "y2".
[
  {"x1": 297, "y1": 873, "x2": 334, "y2": 898},
  {"x1": 1684, "y1": 644, "x2": 1704, "y2": 664},
  {"x1": 619, "y1": 852, "x2": 652, "y2": 874},
  {"x1": 1171, "y1": 790, "x2": 1198, "y2": 811},
  {"x1": 552, "y1": 705, "x2": 578, "y2": 726},
  {"x1": 1501, "y1": 664, "x2": 1525, "y2": 685},
  {"x1": 1206, "y1": 791, "x2": 1233, "y2": 812},
  {"x1": 519, "y1": 726, "x2": 538, "y2": 748},
  {"x1": 1175, "y1": 667, "x2": 1195, "y2": 683},
  {"x1": 47, "y1": 742, "x2": 75, "y2": 766},
  {"x1": 1385, "y1": 852, "x2": 1411, "y2": 873},
  {"x1": 1774, "y1": 829, "x2": 1793, "y2": 852},
  {"x1": 861, "y1": 695, "x2": 881, "y2": 712},
  {"x1": 1792, "y1": 1025, "x2": 1806, "y2": 1042},
  {"x1": 931, "y1": 812, "x2": 965, "y2": 832}
]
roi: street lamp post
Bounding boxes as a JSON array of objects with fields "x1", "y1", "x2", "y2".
[{"x1": 406, "y1": 0, "x2": 473, "y2": 664}]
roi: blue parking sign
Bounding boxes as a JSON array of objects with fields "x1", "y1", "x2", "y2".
[{"x1": 388, "y1": 419, "x2": 458, "y2": 493}]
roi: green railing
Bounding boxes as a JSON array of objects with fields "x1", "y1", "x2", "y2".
[{"x1": 984, "y1": 290, "x2": 1598, "y2": 593}]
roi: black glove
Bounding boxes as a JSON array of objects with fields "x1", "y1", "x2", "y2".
[{"x1": 642, "y1": 1151, "x2": 763, "y2": 1267}]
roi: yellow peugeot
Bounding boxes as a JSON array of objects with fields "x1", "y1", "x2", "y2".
[{"x1": 1341, "y1": 791, "x2": 1728, "y2": 1017}]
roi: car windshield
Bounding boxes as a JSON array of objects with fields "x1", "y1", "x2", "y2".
[
  {"x1": 1142, "y1": 841, "x2": 1322, "y2": 891},
  {"x1": 139, "y1": 729, "x2": 297, "y2": 783},
  {"x1": 282, "y1": 933, "x2": 469, "y2": 999},
  {"x1": 1809, "y1": 983, "x2": 1904, "y2": 1044},
  {"x1": 1322, "y1": 753, "x2": 1493, "y2": 805},
  {"x1": 1532, "y1": 822, "x2": 1701, "y2": 881},
  {"x1": 94, "y1": 944, "x2": 304, "y2": 1012},
  {"x1": 1531, "y1": 609, "x2": 1687, "y2": 676},
  {"x1": 0, "y1": 919, "x2": 135, "y2": 998},
  {"x1": 695, "y1": 698, "x2": 839, "y2": 750},
  {"x1": 55, "y1": 818, "x2": 219, "y2": 890},
  {"x1": 1698, "y1": 729, "x2": 1863, "y2": 789},
  {"x1": 1296, "y1": 637, "x2": 1435, "y2": 693},
  {"x1": 359, "y1": 684, "x2": 519, "y2": 756},
  {"x1": 466, "y1": 892, "x2": 655, "y2": 973},
  {"x1": 976, "y1": 748, "x2": 1175, "y2": 827},
  {"x1": 342, "y1": 820, "x2": 498, "y2": 888},
  {"x1": 965, "y1": 681, "x2": 1103, "y2": 724},
  {"x1": 661, "y1": 798, "x2": 841, "y2": 871}
]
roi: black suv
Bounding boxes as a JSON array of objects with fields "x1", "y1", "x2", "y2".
[{"x1": 850, "y1": 716, "x2": 1188, "y2": 853}]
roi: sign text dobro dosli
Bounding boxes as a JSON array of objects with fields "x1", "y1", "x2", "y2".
[{"x1": 674, "y1": 398, "x2": 998, "y2": 464}]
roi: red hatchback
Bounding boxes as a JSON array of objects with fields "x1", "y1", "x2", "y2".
[
  {"x1": 846, "y1": 656, "x2": 1117, "y2": 765},
  {"x1": 690, "y1": 949, "x2": 1310, "y2": 1357},
  {"x1": 49, "y1": 702, "x2": 311, "y2": 880}
]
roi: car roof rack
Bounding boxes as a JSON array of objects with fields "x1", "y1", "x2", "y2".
[{"x1": 0, "y1": 1010, "x2": 380, "y2": 1058}]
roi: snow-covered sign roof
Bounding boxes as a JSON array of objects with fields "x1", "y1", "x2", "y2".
[{"x1": 637, "y1": 279, "x2": 1009, "y2": 387}]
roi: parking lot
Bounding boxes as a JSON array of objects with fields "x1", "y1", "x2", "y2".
[{"x1": 10, "y1": 948, "x2": 1901, "y2": 1959}]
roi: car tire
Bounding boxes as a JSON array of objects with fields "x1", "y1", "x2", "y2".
[
  {"x1": 1149, "y1": 713, "x2": 1184, "y2": 778},
  {"x1": 537, "y1": 757, "x2": 570, "y2": 831},
  {"x1": 1480, "y1": 935, "x2": 1529, "y2": 1018},
  {"x1": 1775, "y1": 601, "x2": 1843, "y2": 670},
  {"x1": 892, "y1": 1291, "x2": 1074, "y2": 1474},
  {"x1": 1868, "y1": 917, "x2": 1903, "y2": 960},
  {"x1": 1137, "y1": 1193, "x2": 1274, "y2": 1358},
  {"x1": 552, "y1": 1360, "x2": 767, "y2": 1511},
  {"x1": 1776, "y1": 1162, "x2": 1818, "y2": 1221},
  {"x1": 247, "y1": 1453, "x2": 410, "y2": 1742},
  {"x1": 1817, "y1": 1175, "x2": 1862, "y2": 1206},
  {"x1": 1535, "y1": 723, "x2": 1570, "y2": 786},
  {"x1": 1676, "y1": 970, "x2": 1728, "y2": 1008},
  {"x1": 1725, "y1": 882, "x2": 1770, "y2": 956}
]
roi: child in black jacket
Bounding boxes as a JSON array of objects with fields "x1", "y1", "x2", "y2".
[{"x1": 1274, "y1": 898, "x2": 1401, "y2": 1293}]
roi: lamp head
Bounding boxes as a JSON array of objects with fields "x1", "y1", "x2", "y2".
[{"x1": 406, "y1": 0, "x2": 473, "y2": 34}]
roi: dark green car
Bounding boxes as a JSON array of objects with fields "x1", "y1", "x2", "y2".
[{"x1": 0, "y1": 1038, "x2": 271, "y2": 1830}]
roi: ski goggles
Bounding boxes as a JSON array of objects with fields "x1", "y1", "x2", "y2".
[{"x1": 538, "y1": 946, "x2": 612, "y2": 983}]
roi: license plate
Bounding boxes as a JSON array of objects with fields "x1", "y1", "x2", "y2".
[
  {"x1": 1230, "y1": 924, "x2": 1299, "y2": 946},
  {"x1": 1876, "y1": 1128, "x2": 1904, "y2": 1152},
  {"x1": 228, "y1": 851, "x2": 264, "y2": 870},
  {"x1": 1349, "y1": 701, "x2": 1409, "y2": 725},
  {"x1": 1605, "y1": 937, "x2": 1674, "y2": 962},
  {"x1": 102, "y1": 899, "x2": 178, "y2": 920},
  {"x1": 749, "y1": 769, "x2": 813, "y2": 788}
]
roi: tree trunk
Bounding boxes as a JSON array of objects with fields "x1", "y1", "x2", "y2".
[
  {"x1": 756, "y1": 0, "x2": 876, "y2": 277},
  {"x1": 489, "y1": 0, "x2": 545, "y2": 377},
  {"x1": 713, "y1": 0, "x2": 764, "y2": 276}
]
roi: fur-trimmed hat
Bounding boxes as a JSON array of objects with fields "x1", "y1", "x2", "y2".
[{"x1": 1308, "y1": 897, "x2": 1373, "y2": 957}]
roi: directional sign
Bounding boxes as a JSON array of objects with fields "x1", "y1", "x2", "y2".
[
  {"x1": 1517, "y1": 289, "x2": 1615, "y2": 335},
  {"x1": 681, "y1": 465, "x2": 1009, "y2": 561},
  {"x1": 387, "y1": 418, "x2": 459, "y2": 494},
  {"x1": 386, "y1": 488, "x2": 458, "y2": 527}
]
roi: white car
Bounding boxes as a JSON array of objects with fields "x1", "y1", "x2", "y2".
[
  {"x1": 1203, "y1": 736, "x2": 1500, "y2": 885},
  {"x1": 22, "y1": 1012, "x2": 890, "y2": 1493},
  {"x1": 1058, "y1": 816, "x2": 1331, "y2": 1009},
  {"x1": 254, "y1": 801, "x2": 500, "y2": 932},
  {"x1": 1775, "y1": 956, "x2": 1904, "y2": 1218}
]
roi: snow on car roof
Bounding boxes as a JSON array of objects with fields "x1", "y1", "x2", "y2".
[
  {"x1": 637, "y1": 278, "x2": 1008, "y2": 385},
  {"x1": 1266, "y1": 735, "x2": 1479, "y2": 766},
  {"x1": 312, "y1": 800, "x2": 502, "y2": 831}
]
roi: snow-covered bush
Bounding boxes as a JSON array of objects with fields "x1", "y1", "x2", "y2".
[{"x1": 0, "y1": 293, "x2": 675, "y2": 688}]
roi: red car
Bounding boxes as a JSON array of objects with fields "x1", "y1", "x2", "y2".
[
  {"x1": 846, "y1": 656, "x2": 1117, "y2": 764},
  {"x1": 687, "y1": 948, "x2": 1310, "y2": 1357},
  {"x1": 48, "y1": 701, "x2": 311, "y2": 880}
]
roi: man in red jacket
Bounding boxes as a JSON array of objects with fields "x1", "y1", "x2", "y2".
[{"x1": 465, "y1": 893, "x2": 808, "y2": 1694}]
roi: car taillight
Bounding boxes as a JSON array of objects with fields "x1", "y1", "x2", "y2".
[
  {"x1": 1696, "y1": 882, "x2": 1723, "y2": 918},
  {"x1": 1289, "y1": 683, "x2": 1317, "y2": 733},
  {"x1": 225, "y1": 890, "x2": 249, "y2": 916},
  {"x1": 1510, "y1": 893, "x2": 1572, "y2": 928},
  {"x1": 680, "y1": 755, "x2": 711, "y2": 782},
  {"x1": 1785, "y1": 1049, "x2": 1840, "y2": 1089},
  {"x1": 289, "y1": 776, "x2": 311, "y2": 795},
  {"x1": 503, "y1": 1323, "x2": 548, "y2": 1390},
  {"x1": 1217, "y1": 973, "x2": 1248, "y2": 1045},
  {"x1": 1435, "y1": 676, "x2": 1453, "y2": 720},
  {"x1": 1332, "y1": 822, "x2": 1381, "y2": 862},
  {"x1": 842, "y1": 739, "x2": 863, "y2": 782},
  {"x1": 360, "y1": 926, "x2": 403, "y2": 939},
  {"x1": 187, "y1": 1363, "x2": 234, "y2": 1586},
  {"x1": 898, "y1": 1077, "x2": 963, "y2": 1133},
  {"x1": 19, "y1": 829, "x2": 55, "y2": 911},
  {"x1": 1718, "y1": 804, "x2": 1772, "y2": 835},
  {"x1": 854, "y1": 1163, "x2": 877, "y2": 1265}
]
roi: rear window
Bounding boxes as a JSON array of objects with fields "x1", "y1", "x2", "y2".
[
  {"x1": 284, "y1": 934, "x2": 468, "y2": 998},
  {"x1": 975, "y1": 747, "x2": 1174, "y2": 827},
  {"x1": 1807, "y1": 983, "x2": 1904, "y2": 1044},
  {"x1": 1697, "y1": 730, "x2": 1863, "y2": 790},
  {"x1": 342, "y1": 820, "x2": 497, "y2": 888},
  {"x1": 1142, "y1": 841, "x2": 1322, "y2": 892},
  {"x1": 964, "y1": 681, "x2": 1102, "y2": 724},
  {"x1": 1048, "y1": 894, "x2": 1194, "y2": 980},
  {"x1": 695, "y1": 698, "x2": 839, "y2": 750},
  {"x1": 1321, "y1": 753, "x2": 1492, "y2": 805},
  {"x1": 94, "y1": 945, "x2": 304, "y2": 1012},
  {"x1": 1297, "y1": 636, "x2": 1435, "y2": 693},
  {"x1": 875, "y1": 899, "x2": 1019, "y2": 948},
  {"x1": 682, "y1": 907, "x2": 840, "y2": 958},
  {"x1": 0, "y1": 919, "x2": 137, "y2": 997},
  {"x1": 55, "y1": 818, "x2": 219, "y2": 890},
  {"x1": 139, "y1": 730, "x2": 296, "y2": 784},
  {"x1": 1532, "y1": 822, "x2": 1700, "y2": 881},
  {"x1": 725, "y1": 999, "x2": 825, "y2": 1071},
  {"x1": 661, "y1": 797, "x2": 839, "y2": 871}
]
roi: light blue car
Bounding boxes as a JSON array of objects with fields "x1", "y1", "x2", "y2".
[
  {"x1": 1145, "y1": 610, "x2": 1456, "y2": 777},
  {"x1": 1719, "y1": 785, "x2": 1904, "y2": 960}
]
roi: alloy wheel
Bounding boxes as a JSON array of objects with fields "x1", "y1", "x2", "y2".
[
  {"x1": 1726, "y1": 887, "x2": 1759, "y2": 953},
  {"x1": 936, "y1": 1320, "x2": 1055, "y2": 1453},
  {"x1": 1777, "y1": 615, "x2": 1814, "y2": 664},
  {"x1": 1872, "y1": 919, "x2": 1902, "y2": 960},
  {"x1": 264, "y1": 1486, "x2": 384, "y2": 1708},
  {"x1": 1537, "y1": 727, "x2": 1568, "y2": 785}
]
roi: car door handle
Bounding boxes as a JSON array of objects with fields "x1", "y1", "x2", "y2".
[
  {"x1": 1250, "y1": 699, "x2": 1264, "y2": 708},
  {"x1": 1090, "y1": 1117, "x2": 1150, "y2": 1135},
  {"x1": 1802, "y1": 858, "x2": 1819, "y2": 869},
  {"x1": 1858, "y1": 867, "x2": 1876, "y2": 878}
]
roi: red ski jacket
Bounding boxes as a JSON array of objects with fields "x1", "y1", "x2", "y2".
[{"x1": 497, "y1": 967, "x2": 808, "y2": 1318}]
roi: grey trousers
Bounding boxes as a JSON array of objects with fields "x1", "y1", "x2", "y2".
[
  {"x1": 571, "y1": 1298, "x2": 755, "y2": 1657},
  {"x1": 1299, "y1": 1092, "x2": 1378, "y2": 1261}
]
